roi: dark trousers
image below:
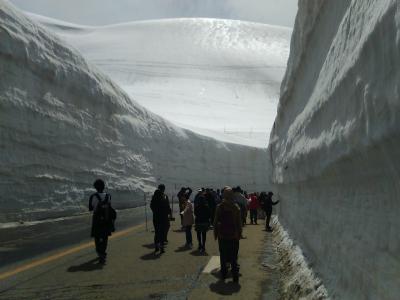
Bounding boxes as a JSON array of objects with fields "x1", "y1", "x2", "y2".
[
  {"x1": 218, "y1": 239, "x2": 239, "y2": 276},
  {"x1": 265, "y1": 211, "x2": 272, "y2": 229},
  {"x1": 210, "y1": 208, "x2": 216, "y2": 225},
  {"x1": 196, "y1": 230, "x2": 207, "y2": 249},
  {"x1": 185, "y1": 225, "x2": 192, "y2": 245},
  {"x1": 154, "y1": 220, "x2": 170, "y2": 247},
  {"x1": 94, "y1": 235, "x2": 108, "y2": 257},
  {"x1": 250, "y1": 209, "x2": 258, "y2": 223},
  {"x1": 153, "y1": 221, "x2": 163, "y2": 248}
]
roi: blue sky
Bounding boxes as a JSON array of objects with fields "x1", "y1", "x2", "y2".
[{"x1": 10, "y1": 0, "x2": 298, "y2": 27}]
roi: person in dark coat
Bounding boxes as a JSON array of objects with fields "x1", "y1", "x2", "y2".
[
  {"x1": 205, "y1": 189, "x2": 216, "y2": 227},
  {"x1": 260, "y1": 191, "x2": 279, "y2": 231},
  {"x1": 194, "y1": 193, "x2": 211, "y2": 253},
  {"x1": 213, "y1": 186, "x2": 242, "y2": 282},
  {"x1": 89, "y1": 179, "x2": 116, "y2": 264},
  {"x1": 151, "y1": 184, "x2": 171, "y2": 253}
]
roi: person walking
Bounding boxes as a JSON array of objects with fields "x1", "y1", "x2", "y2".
[
  {"x1": 248, "y1": 193, "x2": 260, "y2": 224},
  {"x1": 181, "y1": 197, "x2": 194, "y2": 248},
  {"x1": 260, "y1": 191, "x2": 279, "y2": 231},
  {"x1": 206, "y1": 189, "x2": 217, "y2": 228},
  {"x1": 89, "y1": 179, "x2": 116, "y2": 264},
  {"x1": 233, "y1": 186, "x2": 248, "y2": 226},
  {"x1": 178, "y1": 187, "x2": 186, "y2": 228},
  {"x1": 150, "y1": 184, "x2": 172, "y2": 253},
  {"x1": 214, "y1": 187, "x2": 242, "y2": 282},
  {"x1": 194, "y1": 191, "x2": 211, "y2": 253}
]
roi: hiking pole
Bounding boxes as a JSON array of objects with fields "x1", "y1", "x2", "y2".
[{"x1": 144, "y1": 192, "x2": 148, "y2": 231}]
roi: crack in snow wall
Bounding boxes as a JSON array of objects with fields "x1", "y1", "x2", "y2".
[
  {"x1": 0, "y1": 1, "x2": 269, "y2": 222},
  {"x1": 269, "y1": 0, "x2": 400, "y2": 298}
]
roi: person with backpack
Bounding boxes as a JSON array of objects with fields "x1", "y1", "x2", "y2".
[
  {"x1": 233, "y1": 186, "x2": 248, "y2": 226},
  {"x1": 259, "y1": 191, "x2": 279, "y2": 231},
  {"x1": 180, "y1": 197, "x2": 194, "y2": 248},
  {"x1": 194, "y1": 190, "x2": 211, "y2": 253},
  {"x1": 213, "y1": 186, "x2": 242, "y2": 282},
  {"x1": 89, "y1": 179, "x2": 116, "y2": 264},
  {"x1": 150, "y1": 184, "x2": 172, "y2": 253}
]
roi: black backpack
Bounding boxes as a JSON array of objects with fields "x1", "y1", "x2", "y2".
[{"x1": 94, "y1": 193, "x2": 117, "y2": 232}]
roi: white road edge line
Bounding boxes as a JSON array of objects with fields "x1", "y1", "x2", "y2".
[{"x1": 203, "y1": 256, "x2": 220, "y2": 273}]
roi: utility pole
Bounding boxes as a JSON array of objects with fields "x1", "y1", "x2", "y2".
[{"x1": 144, "y1": 192, "x2": 148, "y2": 231}]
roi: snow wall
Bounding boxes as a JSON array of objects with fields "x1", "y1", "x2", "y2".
[
  {"x1": 0, "y1": 1, "x2": 269, "y2": 222},
  {"x1": 269, "y1": 1, "x2": 400, "y2": 299}
]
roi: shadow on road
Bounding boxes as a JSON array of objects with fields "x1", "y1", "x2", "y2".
[
  {"x1": 209, "y1": 279, "x2": 241, "y2": 295},
  {"x1": 174, "y1": 245, "x2": 191, "y2": 252},
  {"x1": 142, "y1": 243, "x2": 155, "y2": 249},
  {"x1": 140, "y1": 252, "x2": 161, "y2": 260},
  {"x1": 67, "y1": 258, "x2": 103, "y2": 272},
  {"x1": 190, "y1": 249, "x2": 209, "y2": 256}
]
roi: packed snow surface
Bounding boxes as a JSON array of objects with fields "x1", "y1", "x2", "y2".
[
  {"x1": 269, "y1": 0, "x2": 400, "y2": 298},
  {"x1": 30, "y1": 13, "x2": 291, "y2": 148},
  {"x1": 0, "y1": 1, "x2": 269, "y2": 222}
]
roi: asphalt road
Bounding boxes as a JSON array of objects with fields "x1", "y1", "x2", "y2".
[
  {"x1": 0, "y1": 206, "x2": 156, "y2": 270},
  {"x1": 0, "y1": 218, "x2": 277, "y2": 299}
]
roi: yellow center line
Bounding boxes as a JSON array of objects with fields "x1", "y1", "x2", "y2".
[{"x1": 0, "y1": 223, "x2": 144, "y2": 281}]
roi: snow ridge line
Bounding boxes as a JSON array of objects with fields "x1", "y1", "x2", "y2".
[{"x1": 271, "y1": 216, "x2": 329, "y2": 300}]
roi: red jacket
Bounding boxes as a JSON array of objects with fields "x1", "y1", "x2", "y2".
[{"x1": 248, "y1": 195, "x2": 259, "y2": 210}]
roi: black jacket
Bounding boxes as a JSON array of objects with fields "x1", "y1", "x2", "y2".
[
  {"x1": 194, "y1": 197, "x2": 211, "y2": 224},
  {"x1": 151, "y1": 189, "x2": 171, "y2": 224},
  {"x1": 260, "y1": 194, "x2": 279, "y2": 213}
]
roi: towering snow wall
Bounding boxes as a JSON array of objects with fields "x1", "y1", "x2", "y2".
[
  {"x1": 269, "y1": 0, "x2": 400, "y2": 298},
  {"x1": 0, "y1": 1, "x2": 268, "y2": 222}
]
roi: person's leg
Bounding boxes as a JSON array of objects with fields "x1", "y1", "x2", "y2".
[
  {"x1": 231, "y1": 240, "x2": 240, "y2": 282},
  {"x1": 185, "y1": 226, "x2": 192, "y2": 246},
  {"x1": 201, "y1": 230, "x2": 207, "y2": 251},
  {"x1": 154, "y1": 222, "x2": 161, "y2": 251},
  {"x1": 96, "y1": 234, "x2": 107, "y2": 263},
  {"x1": 164, "y1": 222, "x2": 170, "y2": 244},
  {"x1": 218, "y1": 239, "x2": 228, "y2": 279},
  {"x1": 266, "y1": 212, "x2": 272, "y2": 230},
  {"x1": 94, "y1": 236, "x2": 101, "y2": 257},
  {"x1": 189, "y1": 226, "x2": 193, "y2": 245},
  {"x1": 103, "y1": 235, "x2": 108, "y2": 257},
  {"x1": 196, "y1": 230, "x2": 202, "y2": 249}
]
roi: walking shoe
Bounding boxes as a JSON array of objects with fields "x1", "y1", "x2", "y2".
[
  {"x1": 232, "y1": 274, "x2": 239, "y2": 283},
  {"x1": 220, "y1": 270, "x2": 227, "y2": 280}
]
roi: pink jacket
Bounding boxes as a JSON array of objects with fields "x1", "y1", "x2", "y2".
[{"x1": 181, "y1": 200, "x2": 194, "y2": 226}]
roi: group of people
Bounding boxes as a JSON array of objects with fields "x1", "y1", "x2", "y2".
[
  {"x1": 150, "y1": 184, "x2": 279, "y2": 283},
  {"x1": 87, "y1": 179, "x2": 279, "y2": 283}
]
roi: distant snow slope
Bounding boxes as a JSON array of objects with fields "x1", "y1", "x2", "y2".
[
  {"x1": 30, "y1": 13, "x2": 291, "y2": 148},
  {"x1": 269, "y1": 0, "x2": 400, "y2": 298},
  {"x1": 0, "y1": 1, "x2": 269, "y2": 222}
]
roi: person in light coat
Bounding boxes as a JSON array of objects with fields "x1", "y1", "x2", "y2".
[{"x1": 181, "y1": 198, "x2": 194, "y2": 247}]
